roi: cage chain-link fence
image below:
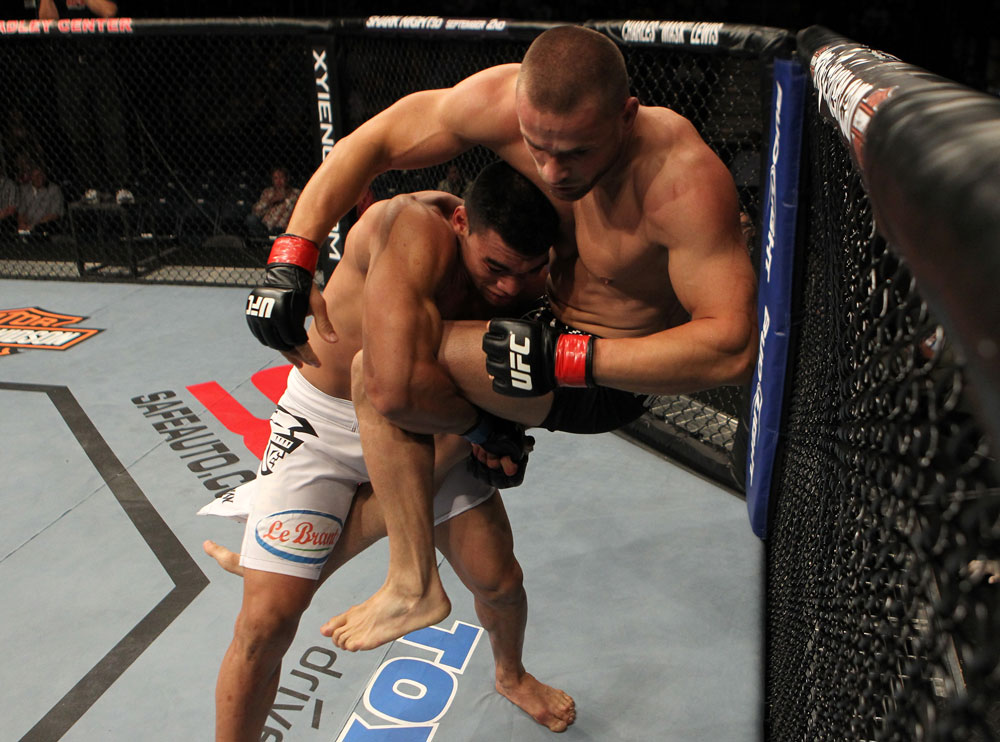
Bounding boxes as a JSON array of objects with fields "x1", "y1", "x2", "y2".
[
  {"x1": 0, "y1": 30, "x2": 316, "y2": 284},
  {"x1": 765, "y1": 92, "x2": 1000, "y2": 742}
]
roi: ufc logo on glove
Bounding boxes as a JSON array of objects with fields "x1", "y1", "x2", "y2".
[
  {"x1": 246, "y1": 295, "x2": 275, "y2": 319},
  {"x1": 508, "y1": 335, "x2": 534, "y2": 391},
  {"x1": 484, "y1": 318, "x2": 595, "y2": 397}
]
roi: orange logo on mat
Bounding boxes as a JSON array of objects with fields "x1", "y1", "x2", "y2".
[{"x1": 0, "y1": 307, "x2": 101, "y2": 354}]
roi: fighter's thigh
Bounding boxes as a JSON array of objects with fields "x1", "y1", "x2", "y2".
[{"x1": 438, "y1": 320, "x2": 552, "y2": 427}]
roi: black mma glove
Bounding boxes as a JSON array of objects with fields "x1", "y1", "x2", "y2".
[
  {"x1": 461, "y1": 410, "x2": 532, "y2": 488},
  {"x1": 246, "y1": 234, "x2": 319, "y2": 352},
  {"x1": 483, "y1": 318, "x2": 595, "y2": 397}
]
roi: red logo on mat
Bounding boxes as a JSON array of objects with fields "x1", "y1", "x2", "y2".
[
  {"x1": 188, "y1": 364, "x2": 292, "y2": 458},
  {"x1": 0, "y1": 307, "x2": 101, "y2": 355}
]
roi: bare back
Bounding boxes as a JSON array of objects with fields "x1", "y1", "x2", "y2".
[{"x1": 298, "y1": 191, "x2": 465, "y2": 399}]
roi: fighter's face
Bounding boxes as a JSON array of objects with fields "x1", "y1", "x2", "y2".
[
  {"x1": 463, "y1": 226, "x2": 549, "y2": 307},
  {"x1": 515, "y1": 94, "x2": 629, "y2": 201}
]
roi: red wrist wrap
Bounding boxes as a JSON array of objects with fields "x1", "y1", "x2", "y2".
[
  {"x1": 554, "y1": 334, "x2": 594, "y2": 388},
  {"x1": 267, "y1": 234, "x2": 319, "y2": 274}
]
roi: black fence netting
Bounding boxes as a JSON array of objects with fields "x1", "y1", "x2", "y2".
[
  {"x1": 765, "y1": 82, "x2": 1000, "y2": 741},
  {"x1": 0, "y1": 24, "x2": 318, "y2": 284}
]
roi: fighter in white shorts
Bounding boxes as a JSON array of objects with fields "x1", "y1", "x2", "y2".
[
  {"x1": 212, "y1": 162, "x2": 576, "y2": 741},
  {"x1": 239, "y1": 367, "x2": 494, "y2": 579}
]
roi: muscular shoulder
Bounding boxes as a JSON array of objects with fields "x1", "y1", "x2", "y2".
[
  {"x1": 367, "y1": 193, "x2": 459, "y2": 283},
  {"x1": 439, "y1": 65, "x2": 521, "y2": 149},
  {"x1": 632, "y1": 107, "x2": 739, "y2": 247}
]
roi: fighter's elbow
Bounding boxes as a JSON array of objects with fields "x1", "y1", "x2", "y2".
[
  {"x1": 717, "y1": 319, "x2": 757, "y2": 386},
  {"x1": 728, "y1": 346, "x2": 757, "y2": 385},
  {"x1": 364, "y1": 376, "x2": 415, "y2": 423}
]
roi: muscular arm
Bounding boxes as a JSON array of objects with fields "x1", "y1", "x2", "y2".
[
  {"x1": 591, "y1": 150, "x2": 757, "y2": 394},
  {"x1": 287, "y1": 65, "x2": 520, "y2": 245},
  {"x1": 260, "y1": 66, "x2": 521, "y2": 365},
  {"x1": 361, "y1": 205, "x2": 479, "y2": 435}
]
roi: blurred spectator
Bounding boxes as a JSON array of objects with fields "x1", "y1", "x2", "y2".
[
  {"x1": 17, "y1": 165, "x2": 64, "y2": 232},
  {"x1": 436, "y1": 163, "x2": 466, "y2": 196},
  {"x1": 38, "y1": 0, "x2": 118, "y2": 21},
  {"x1": 40, "y1": 0, "x2": 130, "y2": 199},
  {"x1": 0, "y1": 173, "x2": 17, "y2": 232},
  {"x1": 12, "y1": 153, "x2": 36, "y2": 185},
  {"x1": 245, "y1": 167, "x2": 300, "y2": 237},
  {"x1": 3, "y1": 109, "x2": 44, "y2": 176}
]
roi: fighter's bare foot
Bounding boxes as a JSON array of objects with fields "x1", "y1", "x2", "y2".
[
  {"x1": 497, "y1": 672, "x2": 576, "y2": 732},
  {"x1": 320, "y1": 580, "x2": 451, "y2": 652},
  {"x1": 203, "y1": 539, "x2": 243, "y2": 577}
]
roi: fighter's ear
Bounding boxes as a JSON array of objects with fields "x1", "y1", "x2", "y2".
[
  {"x1": 452, "y1": 204, "x2": 470, "y2": 235},
  {"x1": 622, "y1": 96, "x2": 640, "y2": 129}
]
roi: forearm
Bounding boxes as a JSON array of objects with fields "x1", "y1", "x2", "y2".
[
  {"x1": 369, "y1": 358, "x2": 479, "y2": 436},
  {"x1": 592, "y1": 316, "x2": 756, "y2": 395},
  {"x1": 286, "y1": 135, "x2": 387, "y2": 244}
]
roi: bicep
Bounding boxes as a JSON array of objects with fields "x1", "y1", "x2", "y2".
[
  {"x1": 660, "y1": 173, "x2": 755, "y2": 323},
  {"x1": 359, "y1": 90, "x2": 477, "y2": 172},
  {"x1": 359, "y1": 67, "x2": 515, "y2": 171}
]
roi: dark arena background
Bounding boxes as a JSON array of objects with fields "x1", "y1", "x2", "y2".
[{"x1": 2, "y1": 5, "x2": 999, "y2": 742}]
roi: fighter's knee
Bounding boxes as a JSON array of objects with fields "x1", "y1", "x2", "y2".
[
  {"x1": 469, "y1": 559, "x2": 525, "y2": 608},
  {"x1": 232, "y1": 607, "x2": 302, "y2": 660}
]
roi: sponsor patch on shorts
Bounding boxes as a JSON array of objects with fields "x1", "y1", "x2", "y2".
[{"x1": 254, "y1": 509, "x2": 343, "y2": 564}]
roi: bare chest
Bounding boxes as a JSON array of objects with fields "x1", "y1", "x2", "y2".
[{"x1": 549, "y1": 202, "x2": 685, "y2": 334}]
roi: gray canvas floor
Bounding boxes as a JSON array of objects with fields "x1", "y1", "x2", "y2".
[{"x1": 0, "y1": 279, "x2": 762, "y2": 742}]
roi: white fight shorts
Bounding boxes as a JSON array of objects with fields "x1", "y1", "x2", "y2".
[{"x1": 221, "y1": 368, "x2": 494, "y2": 579}]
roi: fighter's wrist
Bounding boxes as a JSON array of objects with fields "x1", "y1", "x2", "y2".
[
  {"x1": 267, "y1": 234, "x2": 319, "y2": 275},
  {"x1": 553, "y1": 334, "x2": 595, "y2": 388},
  {"x1": 460, "y1": 410, "x2": 493, "y2": 445}
]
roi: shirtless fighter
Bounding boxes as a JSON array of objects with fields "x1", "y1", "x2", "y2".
[
  {"x1": 216, "y1": 162, "x2": 574, "y2": 741},
  {"x1": 245, "y1": 26, "x2": 758, "y2": 652}
]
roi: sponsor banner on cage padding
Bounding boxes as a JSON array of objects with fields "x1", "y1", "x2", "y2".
[
  {"x1": 798, "y1": 27, "x2": 965, "y2": 171},
  {"x1": 746, "y1": 58, "x2": 806, "y2": 539},
  {"x1": 312, "y1": 42, "x2": 344, "y2": 271},
  {"x1": 595, "y1": 20, "x2": 794, "y2": 54},
  {"x1": 808, "y1": 43, "x2": 899, "y2": 167},
  {"x1": 363, "y1": 16, "x2": 509, "y2": 33},
  {"x1": 0, "y1": 307, "x2": 101, "y2": 355},
  {"x1": 0, "y1": 17, "x2": 134, "y2": 35}
]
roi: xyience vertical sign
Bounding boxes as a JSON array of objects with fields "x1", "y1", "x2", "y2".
[{"x1": 311, "y1": 42, "x2": 342, "y2": 275}]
